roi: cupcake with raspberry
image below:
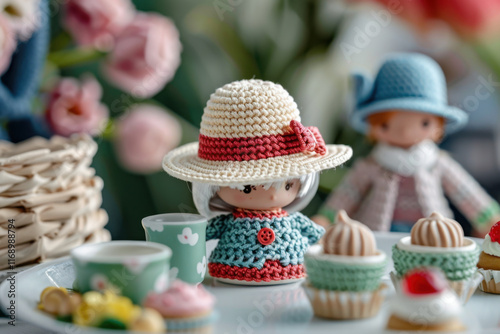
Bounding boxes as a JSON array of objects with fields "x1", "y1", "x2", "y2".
[
  {"x1": 304, "y1": 210, "x2": 388, "y2": 320},
  {"x1": 386, "y1": 267, "x2": 465, "y2": 331},
  {"x1": 477, "y1": 221, "x2": 500, "y2": 294},
  {"x1": 143, "y1": 280, "x2": 216, "y2": 332},
  {"x1": 392, "y1": 212, "x2": 482, "y2": 304}
]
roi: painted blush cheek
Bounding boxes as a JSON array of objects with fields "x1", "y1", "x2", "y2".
[{"x1": 234, "y1": 193, "x2": 249, "y2": 204}]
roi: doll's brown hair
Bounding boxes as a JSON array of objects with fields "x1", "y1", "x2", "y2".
[{"x1": 367, "y1": 111, "x2": 445, "y2": 142}]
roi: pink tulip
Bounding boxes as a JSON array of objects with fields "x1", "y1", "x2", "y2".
[
  {"x1": 434, "y1": 0, "x2": 500, "y2": 39},
  {"x1": 352, "y1": 0, "x2": 500, "y2": 38},
  {"x1": 114, "y1": 105, "x2": 182, "y2": 174},
  {"x1": 46, "y1": 76, "x2": 109, "y2": 137},
  {"x1": 102, "y1": 13, "x2": 182, "y2": 98},
  {"x1": 0, "y1": 14, "x2": 16, "y2": 75},
  {"x1": 63, "y1": 0, "x2": 135, "y2": 50}
]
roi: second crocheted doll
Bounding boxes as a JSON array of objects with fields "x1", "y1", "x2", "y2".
[
  {"x1": 314, "y1": 53, "x2": 500, "y2": 235},
  {"x1": 163, "y1": 79, "x2": 353, "y2": 285}
]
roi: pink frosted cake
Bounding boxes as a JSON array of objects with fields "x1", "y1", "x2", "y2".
[{"x1": 143, "y1": 280, "x2": 216, "y2": 332}]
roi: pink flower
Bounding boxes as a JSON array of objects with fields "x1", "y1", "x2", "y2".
[
  {"x1": 355, "y1": 0, "x2": 500, "y2": 39},
  {"x1": 433, "y1": 0, "x2": 500, "y2": 39},
  {"x1": 0, "y1": 14, "x2": 16, "y2": 75},
  {"x1": 103, "y1": 13, "x2": 182, "y2": 98},
  {"x1": 114, "y1": 105, "x2": 182, "y2": 174},
  {"x1": 63, "y1": 0, "x2": 135, "y2": 50},
  {"x1": 46, "y1": 76, "x2": 109, "y2": 137}
]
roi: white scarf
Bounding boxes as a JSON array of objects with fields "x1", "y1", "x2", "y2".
[{"x1": 372, "y1": 140, "x2": 439, "y2": 176}]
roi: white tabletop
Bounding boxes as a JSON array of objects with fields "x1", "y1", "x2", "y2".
[{"x1": 1, "y1": 233, "x2": 499, "y2": 334}]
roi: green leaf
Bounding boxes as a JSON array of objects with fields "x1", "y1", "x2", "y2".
[{"x1": 48, "y1": 48, "x2": 107, "y2": 68}]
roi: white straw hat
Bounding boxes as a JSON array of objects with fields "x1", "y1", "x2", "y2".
[{"x1": 163, "y1": 79, "x2": 352, "y2": 186}]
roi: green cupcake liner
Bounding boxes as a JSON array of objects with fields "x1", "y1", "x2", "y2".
[
  {"x1": 304, "y1": 255, "x2": 387, "y2": 292},
  {"x1": 392, "y1": 244, "x2": 480, "y2": 281}
]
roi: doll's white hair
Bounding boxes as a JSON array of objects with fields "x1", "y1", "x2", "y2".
[{"x1": 192, "y1": 173, "x2": 319, "y2": 218}]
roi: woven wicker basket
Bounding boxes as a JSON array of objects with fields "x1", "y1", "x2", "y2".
[{"x1": 0, "y1": 135, "x2": 110, "y2": 269}]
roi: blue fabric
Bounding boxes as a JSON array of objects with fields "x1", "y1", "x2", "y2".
[
  {"x1": 206, "y1": 212, "x2": 324, "y2": 269},
  {"x1": 350, "y1": 53, "x2": 468, "y2": 135},
  {"x1": 390, "y1": 221, "x2": 413, "y2": 233},
  {"x1": 7, "y1": 115, "x2": 52, "y2": 142},
  {"x1": 0, "y1": 126, "x2": 9, "y2": 141},
  {"x1": 1, "y1": 0, "x2": 51, "y2": 142}
]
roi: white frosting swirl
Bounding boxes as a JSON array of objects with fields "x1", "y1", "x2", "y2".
[
  {"x1": 390, "y1": 290, "x2": 462, "y2": 325},
  {"x1": 482, "y1": 234, "x2": 500, "y2": 257},
  {"x1": 411, "y1": 212, "x2": 464, "y2": 248},
  {"x1": 323, "y1": 210, "x2": 377, "y2": 256}
]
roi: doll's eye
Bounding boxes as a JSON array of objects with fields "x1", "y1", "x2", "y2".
[
  {"x1": 285, "y1": 183, "x2": 292, "y2": 191},
  {"x1": 242, "y1": 185, "x2": 252, "y2": 194},
  {"x1": 422, "y1": 119, "x2": 430, "y2": 127},
  {"x1": 381, "y1": 123, "x2": 389, "y2": 131}
]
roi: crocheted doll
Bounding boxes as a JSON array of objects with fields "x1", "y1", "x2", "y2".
[
  {"x1": 163, "y1": 79, "x2": 353, "y2": 285},
  {"x1": 314, "y1": 53, "x2": 500, "y2": 235},
  {"x1": 0, "y1": 0, "x2": 51, "y2": 142}
]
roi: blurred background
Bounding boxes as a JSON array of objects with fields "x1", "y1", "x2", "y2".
[{"x1": 4, "y1": 0, "x2": 500, "y2": 239}]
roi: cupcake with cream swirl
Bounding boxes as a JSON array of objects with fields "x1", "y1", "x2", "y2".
[
  {"x1": 392, "y1": 212, "x2": 482, "y2": 304},
  {"x1": 304, "y1": 210, "x2": 387, "y2": 320},
  {"x1": 386, "y1": 267, "x2": 465, "y2": 332},
  {"x1": 477, "y1": 221, "x2": 500, "y2": 294}
]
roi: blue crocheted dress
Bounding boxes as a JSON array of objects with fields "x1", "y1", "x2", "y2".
[{"x1": 207, "y1": 209, "x2": 324, "y2": 282}]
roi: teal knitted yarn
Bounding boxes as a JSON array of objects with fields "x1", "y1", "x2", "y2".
[
  {"x1": 392, "y1": 237, "x2": 481, "y2": 281},
  {"x1": 304, "y1": 245, "x2": 388, "y2": 291}
]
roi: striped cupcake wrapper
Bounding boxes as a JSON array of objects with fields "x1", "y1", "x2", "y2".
[{"x1": 165, "y1": 311, "x2": 218, "y2": 332}]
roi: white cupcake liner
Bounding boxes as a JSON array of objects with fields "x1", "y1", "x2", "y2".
[
  {"x1": 390, "y1": 271, "x2": 482, "y2": 304},
  {"x1": 303, "y1": 283, "x2": 388, "y2": 320},
  {"x1": 478, "y1": 268, "x2": 500, "y2": 294}
]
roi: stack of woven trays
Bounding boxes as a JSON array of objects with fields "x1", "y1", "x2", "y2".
[{"x1": 0, "y1": 134, "x2": 110, "y2": 270}]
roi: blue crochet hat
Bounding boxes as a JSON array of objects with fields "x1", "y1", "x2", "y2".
[{"x1": 349, "y1": 53, "x2": 468, "y2": 134}]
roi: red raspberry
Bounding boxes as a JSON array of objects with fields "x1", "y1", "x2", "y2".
[
  {"x1": 402, "y1": 268, "x2": 447, "y2": 296},
  {"x1": 489, "y1": 221, "x2": 500, "y2": 243}
]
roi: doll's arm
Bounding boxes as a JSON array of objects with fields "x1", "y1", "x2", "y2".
[
  {"x1": 316, "y1": 158, "x2": 375, "y2": 224},
  {"x1": 206, "y1": 214, "x2": 231, "y2": 240},
  {"x1": 294, "y1": 212, "x2": 325, "y2": 245},
  {"x1": 440, "y1": 154, "x2": 500, "y2": 233}
]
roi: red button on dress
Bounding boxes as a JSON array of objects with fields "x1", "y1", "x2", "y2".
[{"x1": 257, "y1": 227, "x2": 275, "y2": 246}]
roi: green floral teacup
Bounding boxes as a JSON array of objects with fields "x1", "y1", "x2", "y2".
[
  {"x1": 142, "y1": 213, "x2": 207, "y2": 284},
  {"x1": 71, "y1": 240, "x2": 171, "y2": 304}
]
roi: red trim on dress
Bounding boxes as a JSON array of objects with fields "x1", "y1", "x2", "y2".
[
  {"x1": 198, "y1": 120, "x2": 327, "y2": 161},
  {"x1": 232, "y1": 208, "x2": 288, "y2": 220},
  {"x1": 208, "y1": 260, "x2": 305, "y2": 282}
]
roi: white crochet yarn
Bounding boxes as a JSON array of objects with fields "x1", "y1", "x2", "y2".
[
  {"x1": 163, "y1": 79, "x2": 353, "y2": 186},
  {"x1": 200, "y1": 80, "x2": 300, "y2": 138}
]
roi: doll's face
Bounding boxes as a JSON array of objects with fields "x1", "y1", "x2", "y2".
[
  {"x1": 217, "y1": 180, "x2": 300, "y2": 210},
  {"x1": 370, "y1": 111, "x2": 443, "y2": 149}
]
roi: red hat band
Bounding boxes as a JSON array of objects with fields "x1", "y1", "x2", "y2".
[{"x1": 198, "y1": 120, "x2": 327, "y2": 162}]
